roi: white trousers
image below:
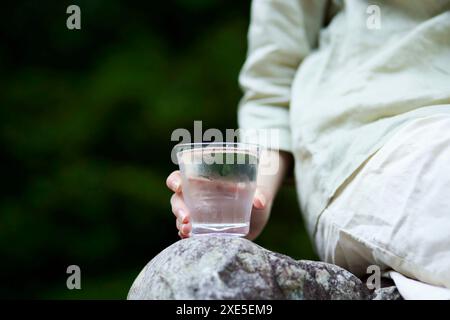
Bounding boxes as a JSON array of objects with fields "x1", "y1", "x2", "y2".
[{"x1": 315, "y1": 114, "x2": 450, "y2": 300}]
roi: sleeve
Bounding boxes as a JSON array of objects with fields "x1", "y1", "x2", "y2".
[{"x1": 238, "y1": 0, "x2": 328, "y2": 152}]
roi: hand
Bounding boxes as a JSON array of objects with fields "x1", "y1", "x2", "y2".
[
  {"x1": 166, "y1": 170, "x2": 271, "y2": 240},
  {"x1": 166, "y1": 149, "x2": 293, "y2": 240}
]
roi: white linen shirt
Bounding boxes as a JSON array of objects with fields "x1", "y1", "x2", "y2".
[{"x1": 238, "y1": 0, "x2": 450, "y2": 236}]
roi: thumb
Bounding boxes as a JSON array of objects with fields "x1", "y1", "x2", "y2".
[{"x1": 253, "y1": 189, "x2": 267, "y2": 210}]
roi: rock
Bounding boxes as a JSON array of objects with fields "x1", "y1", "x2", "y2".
[
  {"x1": 128, "y1": 236, "x2": 399, "y2": 300},
  {"x1": 372, "y1": 286, "x2": 403, "y2": 300}
]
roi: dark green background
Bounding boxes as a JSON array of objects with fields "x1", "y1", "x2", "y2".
[{"x1": 0, "y1": 0, "x2": 316, "y2": 299}]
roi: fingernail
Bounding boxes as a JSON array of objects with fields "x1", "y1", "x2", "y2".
[{"x1": 257, "y1": 192, "x2": 266, "y2": 208}]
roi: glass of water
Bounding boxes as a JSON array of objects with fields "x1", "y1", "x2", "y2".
[{"x1": 174, "y1": 142, "x2": 260, "y2": 237}]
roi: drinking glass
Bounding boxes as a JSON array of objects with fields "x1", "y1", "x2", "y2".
[{"x1": 174, "y1": 142, "x2": 260, "y2": 237}]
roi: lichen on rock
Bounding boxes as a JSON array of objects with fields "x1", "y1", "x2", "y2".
[{"x1": 127, "y1": 236, "x2": 402, "y2": 300}]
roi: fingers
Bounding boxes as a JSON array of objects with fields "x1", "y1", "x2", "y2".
[
  {"x1": 166, "y1": 170, "x2": 182, "y2": 193},
  {"x1": 176, "y1": 219, "x2": 192, "y2": 239},
  {"x1": 170, "y1": 193, "x2": 190, "y2": 223},
  {"x1": 170, "y1": 193, "x2": 192, "y2": 238},
  {"x1": 167, "y1": 171, "x2": 189, "y2": 238},
  {"x1": 188, "y1": 177, "x2": 240, "y2": 193},
  {"x1": 178, "y1": 229, "x2": 190, "y2": 239},
  {"x1": 178, "y1": 222, "x2": 192, "y2": 239},
  {"x1": 253, "y1": 189, "x2": 268, "y2": 210}
]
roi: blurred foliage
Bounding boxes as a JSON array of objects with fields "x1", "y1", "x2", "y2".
[{"x1": 0, "y1": 0, "x2": 316, "y2": 299}]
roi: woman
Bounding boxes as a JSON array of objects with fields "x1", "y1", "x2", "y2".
[{"x1": 167, "y1": 0, "x2": 450, "y2": 299}]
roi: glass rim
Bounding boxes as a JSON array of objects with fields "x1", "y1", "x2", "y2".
[
  {"x1": 175, "y1": 142, "x2": 260, "y2": 148},
  {"x1": 174, "y1": 142, "x2": 260, "y2": 152},
  {"x1": 174, "y1": 142, "x2": 261, "y2": 159}
]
